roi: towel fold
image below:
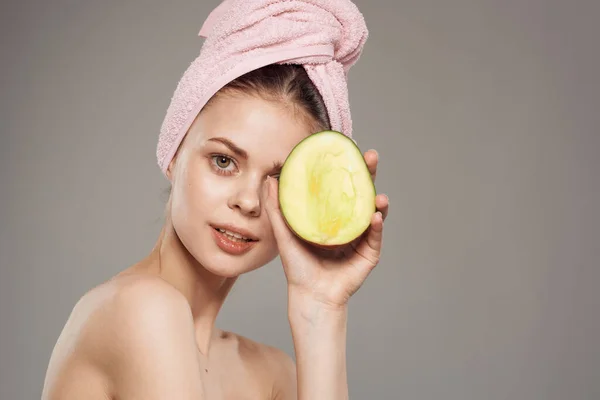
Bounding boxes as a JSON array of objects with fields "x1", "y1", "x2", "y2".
[{"x1": 157, "y1": 0, "x2": 368, "y2": 174}]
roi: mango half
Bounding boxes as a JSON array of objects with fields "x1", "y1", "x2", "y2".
[{"x1": 278, "y1": 130, "x2": 376, "y2": 247}]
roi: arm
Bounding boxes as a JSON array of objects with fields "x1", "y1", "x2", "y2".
[
  {"x1": 288, "y1": 291, "x2": 349, "y2": 400},
  {"x1": 91, "y1": 277, "x2": 206, "y2": 399},
  {"x1": 263, "y1": 150, "x2": 388, "y2": 400}
]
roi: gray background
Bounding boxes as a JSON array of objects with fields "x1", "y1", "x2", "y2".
[{"x1": 1, "y1": 0, "x2": 599, "y2": 399}]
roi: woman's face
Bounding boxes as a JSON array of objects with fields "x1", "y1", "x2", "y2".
[{"x1": 167, "y1": 92, "x2": 315, "y2": 277}]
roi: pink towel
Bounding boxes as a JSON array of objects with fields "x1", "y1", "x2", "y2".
[{"x1": 156, "y1": 0, "x2": 368, "y2": 174}]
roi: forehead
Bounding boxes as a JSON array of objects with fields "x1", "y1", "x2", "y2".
[{"x1": 190, "y1": 93, "x2": 314, "y2": 163}]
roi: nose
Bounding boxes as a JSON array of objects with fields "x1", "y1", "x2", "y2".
[{"x1": 228, "y1": 181, "x2": 261, "y2": 218}]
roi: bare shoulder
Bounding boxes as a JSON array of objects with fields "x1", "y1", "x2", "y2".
[
  {"x1": 42, "y1": 274, "x2": 202, "y2": 400},
  {"x1": 90, "y1": 273, "x2": 194, "y2": 334},
  {"x1": 76, "y1": 273, "x2": 194, "y2": 353},
  {"x1": 224, "y1": 331, "x2": 297, "y2": 399},
  {"x1": 88, "y1": 273, "x2": 195, "y2": 353}
]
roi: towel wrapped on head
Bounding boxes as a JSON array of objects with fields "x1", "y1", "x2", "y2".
[{"x1": 156, "y1": 0, "x2": 369, "y2": 174}]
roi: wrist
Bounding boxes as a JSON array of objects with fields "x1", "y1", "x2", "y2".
[{"x1": 287, "y1": 288, "x2": 348, "y2": 326}]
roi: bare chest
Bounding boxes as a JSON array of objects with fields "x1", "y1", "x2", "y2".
[
  {"x1": 196, "y1": 339, "x2": 273, "y2": 400},
  {"x1": 45, "y1": 355, "x2": 271, "y2": 400},
  {"x1": 200, "y1": 366, "x2": 270, "y2": 399}
]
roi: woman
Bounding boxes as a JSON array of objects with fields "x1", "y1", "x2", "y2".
[{"x1": 42, "y1": 1, "x2": 389, "y2": 399}]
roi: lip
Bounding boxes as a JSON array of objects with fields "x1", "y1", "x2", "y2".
[
  {"x1": 210, "y1": 226, "x2": 258, "y2": 256},
  {"x1": 210, "y1": 223, "x2": 259, "y2": 241}
]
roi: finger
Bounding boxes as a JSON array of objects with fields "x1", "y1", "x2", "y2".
[
  {"x1": 262, "y1": 177, "x2": 295, "y2": 246},
  {"x1": 364, "y1": 149, "x2": 378, "y2": 182},
  {"x1": 350, "y1": 211, "x2": 384, "y2": 268},
  {"x1": 376, "y1": 193, "x2": 389, "y2": 222},
  {"x1": 342, "y1": 193, "x2": 388, "y2": 256}
]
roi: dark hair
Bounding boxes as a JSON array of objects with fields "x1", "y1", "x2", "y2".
[
  {"x1": 164, "y1": 64, "x2": 331, "y2": 199},
  {"x1": 206, "y1": 64, "x2": 331, "y2": 132}
]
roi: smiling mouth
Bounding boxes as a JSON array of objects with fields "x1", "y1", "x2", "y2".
[{"x1": 213, "y1": 227, "x2": 256, "y2": 243}]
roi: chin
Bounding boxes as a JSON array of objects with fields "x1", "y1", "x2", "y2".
[
  {"x1": 173, "y1": 219, "x2": 278, "y2": 278},
  {"x1": 197, "y1": 251, "x2": 273, "y2": 278},
  {"x1": 190, "y1": 230, "x2": 278, "y2": 277}
]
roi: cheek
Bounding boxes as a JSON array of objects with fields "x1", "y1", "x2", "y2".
[
  {"x1": 176, "y1": 158, "x2": 224, "y2": 209},
  {"x1": 171, "y1": 159, "x2": 223, "y2": 234}
]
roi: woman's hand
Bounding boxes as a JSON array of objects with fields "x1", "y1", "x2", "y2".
[{"x1": 263, "y1": 149, "x2": 389, "y2": 309}]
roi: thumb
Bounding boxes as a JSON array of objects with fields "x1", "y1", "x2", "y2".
[{"x1": 262, "y1": 177, "x2": 295, "y2": 246}]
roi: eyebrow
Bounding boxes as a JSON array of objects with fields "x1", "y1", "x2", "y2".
[
  {"x1": 207, "y1": 137, "x2": 248, "y2": 159},
  {"x1": 207, "y1": 137, "x2": 284, "y2": 174}
]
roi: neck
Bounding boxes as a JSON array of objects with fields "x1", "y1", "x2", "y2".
[{"x1": 139, "y1": 219, "x2": 238, "y2": 354}]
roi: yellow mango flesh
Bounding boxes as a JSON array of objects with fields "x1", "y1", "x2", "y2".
[{"x1": 279, "y1": 131, "x2": 376, "y2": 246}]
